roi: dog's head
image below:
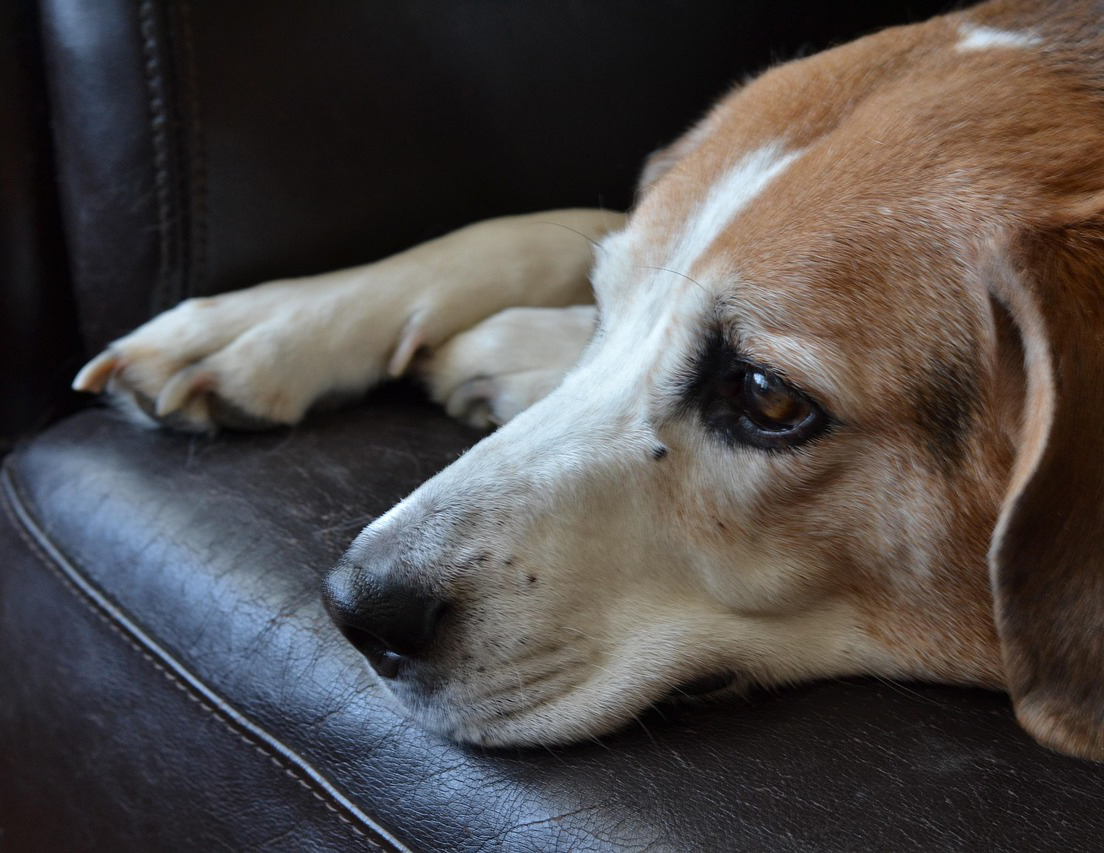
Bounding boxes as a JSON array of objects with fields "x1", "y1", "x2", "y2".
[{"x1": 325, "y1": 11, "x2": 1104, "y2": 759}]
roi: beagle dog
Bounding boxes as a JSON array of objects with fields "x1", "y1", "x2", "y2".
[{"x1": 75, "y1": 0, "x2": 1104, "y2": 761}]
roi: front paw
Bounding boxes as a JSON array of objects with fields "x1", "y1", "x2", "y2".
[
  {"x1": 422, "y1": 305, "x2": 595, "y2": 429},
  {"x1": 79, "y1": 266, "x2": 421, "y2": 430},
  {"x1": 74, "y1": 296, "x2": 312, "y2": 431}
]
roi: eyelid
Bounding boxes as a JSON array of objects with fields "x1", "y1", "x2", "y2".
[
  {"x1": 680, "y1": 330, "x2": 833, "y2": 451},
  {"x1": 735, "y1": 330, "x2": 844, "y2": 409},
  {"x1": 737, "y1": 356, "x2": 820, "y2": 409}
]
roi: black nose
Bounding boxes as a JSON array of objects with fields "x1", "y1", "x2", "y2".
[{"x1": 322, "y1": 559, "x2": 447, "y2": 679}]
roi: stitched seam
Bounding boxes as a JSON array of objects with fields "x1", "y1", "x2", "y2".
[
  {"x1": 0, "y1": 474, "x2": 382, "y2": 847},
  {"x1": 139, "y1": 0, "x2": 175, "y2": 314},
  {"x1": 0, "y1": 469, "x2": 408, "y2": 851},
  {"x1": 180, "y1": 0, "x2": 208, "y2": 296}
]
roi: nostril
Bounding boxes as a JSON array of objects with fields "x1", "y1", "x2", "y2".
[
  {"x1": 323, "y1": 561, "x2": 449, "y2": 677},
  {"x1": 337, "y1": 625, "x2": 404, "y2": 679},
  {"x1": 356, "y1": 591, "x2": 446, "y2": 658}
]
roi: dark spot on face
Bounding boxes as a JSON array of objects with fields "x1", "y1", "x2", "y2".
[
  {"x1": 911, "y1": 355, "x2": 979, "y2": 471},
  {"x1": 504, "y1": 557, "x2": 515, "y2": 567},
  {"x1": 527, "y1": 574, "x2": 537, "y2": 585},
  {"x1": 652, "y1": 444, "x2": 669, "y2": 460}
]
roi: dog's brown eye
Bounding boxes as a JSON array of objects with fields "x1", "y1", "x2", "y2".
[
  {"x1": 744, "y1": 369, "x2": 811, "y2": 430},
  {"x1": 684, "y1": 332, "x2": 830, "y2": 451},
  {"x1": 717, "y1": 361, "x2": 826, "y2": 449},
  {"x1": 706, "y1": 360, "x2": 827, "y2": 450}
]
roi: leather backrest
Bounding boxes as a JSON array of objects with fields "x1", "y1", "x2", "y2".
[
  {"x1": 0, "y1": 0, "x2": 80, "y2": 447},
  {"x1": 38, "y1": 0, "x2": 951, "y2": 354}
]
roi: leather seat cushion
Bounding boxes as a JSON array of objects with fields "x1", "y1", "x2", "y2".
[{"x1": 3, "y1": 392, "x2": 1104, "y2": 850}]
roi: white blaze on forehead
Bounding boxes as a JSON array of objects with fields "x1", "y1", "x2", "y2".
[
  {"x1": 956, "y1": 24, "x2": 1041, "y2": 51},
  {"x1": 667, "y1": 141, "x2": 803, "y2": 277}
]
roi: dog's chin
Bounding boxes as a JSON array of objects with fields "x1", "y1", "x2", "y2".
[{"x1": 371, "y1": 668, "x2": 749, "y2": 748}]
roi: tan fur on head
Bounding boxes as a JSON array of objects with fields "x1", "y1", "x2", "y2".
[
  {"x1": 629, "y1": 0, "x2": 1104, "y2": 760},
  {"x1": 317, "y1": 0, "x2": 1104, "y2": 755},
  {"x1": 78, "y1": 0, "x2": 1104, "y2": 758}
]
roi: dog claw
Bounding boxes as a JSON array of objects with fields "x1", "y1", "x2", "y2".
[
  {"x1": 72, "y1": 350, "x2": 121, "y2": 393},
  {"x1": 445, "y1": 377, "x2": 500, "y2": 428},
  {"x1": 388, "y1": 309, "x2": 428, "y2": 378},
  {"x1": 156, "y1": 367, "x2": 215, "y2": 416}
]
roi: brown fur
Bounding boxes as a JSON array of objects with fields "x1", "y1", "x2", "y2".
[
  {"x1": 640, "y1": 0, "x2": 1104, "y2": 756},
  {"x1": 80, "y1": 0, "x2": 1104, "y2": 758},
  {"x1": 991, "y1": 220, "x2": 1104, "y2": 758}
]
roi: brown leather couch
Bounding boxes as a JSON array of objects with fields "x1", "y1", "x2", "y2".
[{"x1": 5, "y1": 1, "x2": 1104, "y2": 850}]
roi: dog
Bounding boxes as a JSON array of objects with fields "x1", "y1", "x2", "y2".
[{"x1": 74, "y1": 0, "x2": 1104, "y2": 760}]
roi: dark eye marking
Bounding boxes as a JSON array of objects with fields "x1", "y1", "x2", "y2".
[
  {"x1": 682, "y1": 329, "x2": 830, "y2": 451},
  {"x1": 910, "y1": 356, "x2": 978, "y2": 472}
]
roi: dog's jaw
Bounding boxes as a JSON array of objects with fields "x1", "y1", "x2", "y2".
[
  {"x1": 333, "y1": 0, "x2": 1104, "y2": 747},
  {"x1": 336, "y1": 245, "x2": 912, "y2": 746}
]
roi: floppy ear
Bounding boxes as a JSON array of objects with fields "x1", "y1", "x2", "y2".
[
  {"x1": 637, "y1": 141, "x2": 689, "y2": 195},
  {"x1": 635, "y1": 112, "x2": 718, "y2": 197},
  {"x1": 988, "y1": 219, "x2": 1104, "y2": 760}
]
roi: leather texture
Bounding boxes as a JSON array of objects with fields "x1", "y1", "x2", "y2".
[
  {"x1": 0, "y1": 507, "x2": 391, "y2": 853},
  {"x1": 14, "y1": 0, "x2": 1104, "y2": 850},
  {"x1": 3, "y1": 394, "x2": 1104, "y2": 851}
]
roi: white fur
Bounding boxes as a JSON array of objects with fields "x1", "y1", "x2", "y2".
[
  {"x1": 667, "y1": 142, "x2": 803, "y2": 277},
  {"x1": 424, "y1": 305, "x2": 597, "y2": 428},
  {"x1": 80, "y1": 185, "x2": 901, "y2": 747},
  {"x1": 957, "y1": 24, "x2": 1041, "y2": 51},
  {"x1": 339, "y1": 210, "x2": 897, "y2": 745},
  {"x1": 76, "y1": 211, "x2": 620, "y2": 430}
]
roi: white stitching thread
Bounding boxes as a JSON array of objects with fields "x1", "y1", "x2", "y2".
[{"x1": 0, "y1": 472, "x2": 391, "y2": 848}]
